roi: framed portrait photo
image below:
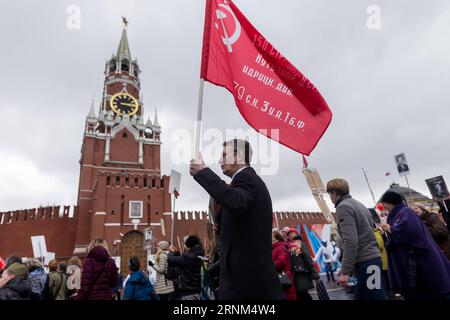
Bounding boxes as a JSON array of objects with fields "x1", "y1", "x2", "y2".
[
  {"x1": 129, "y1": 200, "x2": 143, "y2": 219},
  {"x1": 426, "y1": 176, "x2": 450, "y2": 200},
  {"x1": 394, "y1": 152, "x2": 410, "y2": 177}
]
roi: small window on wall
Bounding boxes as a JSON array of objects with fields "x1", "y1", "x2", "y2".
[
  {"x1": 122, "y1": 132, "x2": 128, "y2": 139},
  {"x1": 106, "y1": 176, "x2": 111, "y2": 186},
  {"x1": 116, "y1": 176, "x2": 120, "y2": 186},
  {"x1": 129, "y1": 201, "x2": 143, "y2": 219}
]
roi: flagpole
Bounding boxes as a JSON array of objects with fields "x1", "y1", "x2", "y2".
[
  {"x1": 362, "y1": 167, "x2": 377, "y2": 206},
  {"x1": 442, "y1": 200, "x2": 448, "y2": 212},
  {"x1": 170, "y1": 194, "x2": 176, "y2": 245},
  {"x1": 194, "y1": 78, "x2": 205, "y2": 158},
  {"x1": 275, "y1": 212, "x2": 279, "y2": 229},
  {"x1": 404, "y1": 175, "x2": 414, "y2": 205}
]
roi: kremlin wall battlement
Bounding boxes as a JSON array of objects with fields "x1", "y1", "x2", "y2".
[{"x1": 0, "y1": 205, "x2": 331, "y2": 260}]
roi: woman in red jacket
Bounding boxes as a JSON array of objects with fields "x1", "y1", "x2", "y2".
[
  {"x1": 75, "y1": 239, "x2": 118, "y2": 300},
  {"x1": 271, "y1": 231, "x2": 296, "y2": 300}
]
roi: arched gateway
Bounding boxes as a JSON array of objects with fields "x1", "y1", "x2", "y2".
[{"x1": 120, "y1": 231, "x2": 146, "y2": 277}]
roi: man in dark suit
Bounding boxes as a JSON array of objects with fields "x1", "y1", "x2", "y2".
[
  {"x1": 396, "y1": 156, "x2": 409, "y2": 173},
  {"x1": 189, "y1": 139, "x2": 284, "y2": 300}
]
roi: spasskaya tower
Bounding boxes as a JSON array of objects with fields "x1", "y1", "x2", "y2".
[{"x1": 73, "y1": 23, "x2": 172, "y2": 273}]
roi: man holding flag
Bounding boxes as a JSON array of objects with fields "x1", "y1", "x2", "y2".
[
  {"x1": 190, "y1": 0, "x2": 333, "y2": 299},
  {"x1": 190, "y1": 139, "x2": 284, "y2": 300}
]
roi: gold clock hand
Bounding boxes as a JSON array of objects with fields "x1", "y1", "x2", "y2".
[{"x1": 120, "y1": 102, "x2": 136, "y2": 107}]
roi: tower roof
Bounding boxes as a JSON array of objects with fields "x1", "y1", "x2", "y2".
[
  {"x1": 117, "y1": 27, "x2": 131, "y2": 61},
  {"x1": 379, "y1": 183, "x2": 431, "y2": 205},
  {"x1": 88, "y1": 98, "x2": 96, "y2": 118},
  {"x1": 153, "y1": 108, "x2": 161, "y2": 127}
]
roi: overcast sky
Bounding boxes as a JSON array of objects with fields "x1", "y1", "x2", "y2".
[{"x1": 1, "y1": 0, "x2": 449, "y2": 212}]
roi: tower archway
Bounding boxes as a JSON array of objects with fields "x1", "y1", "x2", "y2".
[{"x1": 119, "y1": 230, "x2": 146, "y2": 277}]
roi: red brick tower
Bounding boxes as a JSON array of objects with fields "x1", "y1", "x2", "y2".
[{"x1": 73, "y1": 25, "x2": 171, "y2": 271}]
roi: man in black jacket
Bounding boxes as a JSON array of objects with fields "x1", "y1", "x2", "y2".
[
  {"x1": 167, "y1": 235, "x2": 204, "y2": 300},
  {"x1": 190, "y1": 139, "x2": 284, "y2": 300}
]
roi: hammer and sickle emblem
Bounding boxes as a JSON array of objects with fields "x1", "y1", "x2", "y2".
[{"x1": 214, "y1": 2, "x2": 241, "y2": 53}]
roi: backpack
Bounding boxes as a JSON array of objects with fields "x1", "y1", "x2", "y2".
[
  {"x1": 42, "y1": 273, "x2": 63, "y2": 300},
  {"x1": 41, "y1": 274, "x2": 52, "y2": 300}
]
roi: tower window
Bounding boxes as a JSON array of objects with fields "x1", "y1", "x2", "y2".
[
  {"x1": 134, "y1": 177, "x2": 138, "y2": 187},
  {"x1": 122, "y1": 132, "x2": 128, "y2": 139},
  {"x1": 152, "y1": 177, "x2": 156, "y2": 188},
  {"x1": 144, "y1": 178, "x2": 147, "y2": 188},
  {"x1": 106, "y1": 176, "x2": 111, "y2": 186},
  {"x1": 120, "y1": 202, "x2": 124, "y2": 225},
  {"x1": 121, "y1": 62, "x2": 129, "y2": 72},
  {"x1": 109, "y1": 61, "x2": 117, "y2": 73},
  {"x1": 116, "y1": 176, "x2": 120, "y2": 186},
  {"x1": 125, "y1": 177, "x2": 129, "y2": 186}
]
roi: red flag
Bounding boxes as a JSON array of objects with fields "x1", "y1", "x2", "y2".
[{"x1": 201, "y1": 0, "x2": 332, "y2": 155}]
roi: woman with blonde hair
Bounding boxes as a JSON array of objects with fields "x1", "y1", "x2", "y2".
[
  {"x1": 148, "y1": 241, "x2": 174, "y2": 300},
  {"x1": 87, "y1": 238, "x2": 109, "y2": 254},
  {"x1": 75, "y1": 239, "x2": 118, "y2": 300}
]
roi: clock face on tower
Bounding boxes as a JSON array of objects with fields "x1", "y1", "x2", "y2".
[{"x1": 110, "y1": 92, "x2": 139, "y2": 116}]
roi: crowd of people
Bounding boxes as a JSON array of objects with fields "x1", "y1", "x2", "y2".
[
  {"x1": 0, "y1": 235, "x2": 209, "y2": 301},
  {"x1": 326, "y1": 178, "x2": 450, "y2": 300},
  {"x1": 1, "y1": 139, "x2": 449, "y2": 301}
]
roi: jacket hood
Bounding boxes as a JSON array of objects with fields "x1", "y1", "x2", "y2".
[
  {"x1": 5, "y1": 277, "x2": 31, "y2": 298},
  {"x1": 272, "y1": 241, "x2": 287, "y2": 250},
  {"x1": 129, "y1": 271, "x2": 148, "y2": 286},
  {"x1": 30, "y1": 267, "x2": 46, "y2": 275},
  {"x1": 88, "y1": 246, "x2": 110, "y2": 262},
  {"x1": 189, "y1": 244, "x2": 205, "y2": 257},
  {"x1": 387, "y1": 202, "x2": 407, "y2": 225}
]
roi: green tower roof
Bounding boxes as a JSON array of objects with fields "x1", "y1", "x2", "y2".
[{"x1": 117, "y1": 28, "x2": 131, "y2": 60}]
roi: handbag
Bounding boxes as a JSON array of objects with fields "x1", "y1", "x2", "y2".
[
  {"x1": 293, "y1": 264, "x2": 310, "y2": 274},
  {"x1": 314, "y1": 279, "x2": 330, "y2": 300},
  {"x1": 278, "y1": 272, "x2": 292, "y2": 288}
]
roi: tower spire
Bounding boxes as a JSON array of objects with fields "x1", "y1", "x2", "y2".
[
  {"x1": 117, "y1": 19, "x2": 131, "y2": 60},
  {"x1": 88, "y1": 97, "x2": 96, "y2": 118},
  {"x1": 153, "y1": 108, "x2": 160, "y2": 128}
]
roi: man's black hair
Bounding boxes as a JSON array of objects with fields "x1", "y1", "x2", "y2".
[{"x1": 223, "y1": 139, "x2": 252, "y2": 165}]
